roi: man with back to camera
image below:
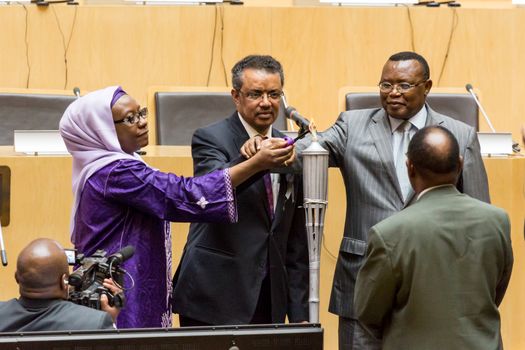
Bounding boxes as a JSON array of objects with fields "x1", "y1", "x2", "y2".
[
  {"x1": 0, "y1": 238, "x2": 120, "y2": 332},
  {"x1": 354, "y1": 126, "x2": 513, "y2": 350},
  {"x1": 241, "y1": 51, "x2": 490, "y2": 349},
  {"x1": 171, "y1": 55, "x2": 309, "y2": 326}
]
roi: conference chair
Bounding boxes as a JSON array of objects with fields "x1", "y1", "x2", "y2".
[
  {"x1": 148, "y1": 86, "x2": 288, "y2": 145},
  {"x1": 0, "y1": 88, "x2": 76, "y2": 145},
  {"x1": 338, "y1": 86, "x2": 479, "y2": 130}
]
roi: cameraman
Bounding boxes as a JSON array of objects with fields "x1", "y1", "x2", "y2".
[{"x1": 0, "y1": 238, "x2": 120, "y2": 332}]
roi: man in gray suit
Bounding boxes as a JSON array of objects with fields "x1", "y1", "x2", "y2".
[
  {"x1": 242, "y1": 51, "x2": 490, "y2": 349},
  {"x1": 354, "y1": 126, "x2": 513, "y2": 350},
  {"x1": 314, "y1": 52, "x2": 490, "y2": 349},
  {"x1": 0, "y1": 238, "x2": 119, "y2": 332}
]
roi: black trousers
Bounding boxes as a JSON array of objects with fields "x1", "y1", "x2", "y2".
[{"x1": 179, "y1": 274, "x2": 272, "y2": 326}]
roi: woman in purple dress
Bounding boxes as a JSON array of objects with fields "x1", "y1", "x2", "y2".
[{"x1": 59, "y1": 86, "x2": 293, "y2": 328}]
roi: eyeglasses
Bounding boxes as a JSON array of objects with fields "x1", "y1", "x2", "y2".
[
  {"x1": 238, "y1": 90, "x2": 284, "y2": 102},
  {"x1": 378, "y1": 81, "x2": 427, "y2": 94},
  {"x1": 114, "y1": 107, "x2": 148, "y2": 126}
]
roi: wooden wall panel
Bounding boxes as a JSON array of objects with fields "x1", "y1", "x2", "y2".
[{"x1": 0, "y1": 4, "x2": 523, "y2": 141}]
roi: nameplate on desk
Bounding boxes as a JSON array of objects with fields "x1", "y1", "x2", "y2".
[
  {"x1": 14, "y1": 130, "x2": 69, "y2": 155},
  {"x1": 320, "y1": 0, "x2": 417, "y2": 6},
  {"x1": 477, "y1": 132, "x2": 513, "y2": 156}
]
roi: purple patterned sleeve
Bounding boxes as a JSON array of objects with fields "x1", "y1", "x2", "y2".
[
  {"x1": 99, "y1": 159, "x2": 238, "y2": 224},
  {"x1": 222, "y1": 168, "x2": 237, "y2": 223}
]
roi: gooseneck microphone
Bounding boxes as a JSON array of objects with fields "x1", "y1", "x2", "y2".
[
  {"x1": 465, "y1": 84, "x2": 496, "y2": 132},
  {"x1": 107, "y1": 245, "x2": 135, "y2": 265},
  {"x1": 0, "y1": 223, "x2": 7, "y2": 266},
  {"x1": 285, "y1": 106, "x2": 310, "y2": 131},
  {"x1": 73, "y1": 87, "x2": 81, "y2": 99}
]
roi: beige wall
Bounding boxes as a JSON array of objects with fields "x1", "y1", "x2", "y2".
[{"x1": 0, "y1": 4, "x2": 524, "y2": 142}]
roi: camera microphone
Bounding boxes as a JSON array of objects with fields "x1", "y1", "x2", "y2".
[{"x1": 107, "y1": 245, "x2": 135, "y2": 265}]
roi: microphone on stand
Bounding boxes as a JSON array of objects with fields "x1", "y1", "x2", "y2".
[
  {"x1": 465, "y1": 84, "x2": 496, "y2": 132},
  {"x1": 0, "y1": 221, "x2": 7, "y2": 266},
  {"x1": 283, "y1": 107, "x2": 311, "y2": 146},
  {"x1": 281, "y1": 93, "x2": 310, "y2": 131},
  {"x1": 280, "y1": 93, "x2": 311, "y2": 145},
  {"x1": 465, "y1": 84, "x2": 518, "y2": 153},
  {"x1": 73, "y1": 87, "x2": 81, "y2": 99},
  {"x1": 285, "y1": 106, "x2": 310, "y2": 132}
]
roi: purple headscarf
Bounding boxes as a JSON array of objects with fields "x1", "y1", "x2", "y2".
[
  {"x1": 110, "y1": 86, "x2": 127, "y2": 108},
  {"x1": 59, "y1": 86, "x2": 144, "y2": 239}
]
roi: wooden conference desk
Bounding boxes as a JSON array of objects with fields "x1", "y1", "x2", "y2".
[{"x1": 0, "y1": 146, "x2": 523, "y2": 349}]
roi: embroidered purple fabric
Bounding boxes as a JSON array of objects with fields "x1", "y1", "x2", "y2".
[
  {"x1": 74, "y1": 159, "x2": 236, "y2": 328},
  {"x1": 60, "y1": 86, "x2": 237, "y2": 328}
]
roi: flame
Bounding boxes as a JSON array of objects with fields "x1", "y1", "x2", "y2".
[{"x1": 309, "y1": 118, "x2": 318, "y2": 142}]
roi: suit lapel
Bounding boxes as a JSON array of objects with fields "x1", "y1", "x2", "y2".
[
  {"x1": 424, "y1": 105, "x2": 468, "y2": 194},
  {"x1": 229, "y1": 113, "x2": 251, "y2": 153},
  {"x1": 402, "y1": 105, "x2": 445, "y2": 204},
  {"x1": 231, "y1": 113, "x2": 273, "y2": 223},
  {"x1": 369, "y1": 110, "x2": 404, "y2": 200},
  {"x1": 425, "y1": 104, "x2": 445, "y2": 127}
]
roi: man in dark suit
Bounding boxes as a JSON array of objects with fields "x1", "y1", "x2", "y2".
[
  {"x1": 355, "y1": 126, "x2": 513, "y2": 350},
  {"x1": 242, "y1": 51, "x2": 490, "y2": 349},
  {"x1": 172, "y1": 55, "x2": 308, "y2": 325},
  {"x1": 0, "y1": 238, "x2": 119, "y2": 332}
]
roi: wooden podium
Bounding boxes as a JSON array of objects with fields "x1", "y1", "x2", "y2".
[{"x1": 0, "y1": 146, "x2": 522, "y2": 349}]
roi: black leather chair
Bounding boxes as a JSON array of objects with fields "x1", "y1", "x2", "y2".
[
  {"x1": 344, "y1": 90, "x2": 479, "y2": 130},
  {"x1": 154, "y1": 90, "x2": 287, "y2": 145},
  {"x1": 0, "y1": 91, "x2": 76, "y2": 145}
]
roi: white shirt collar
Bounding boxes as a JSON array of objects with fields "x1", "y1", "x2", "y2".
[
  {"x1": 238, "y1": 112, "x2": 272, "y2": 138},
  {"x1": 417, "y1": 184, "x2": 454, "y2": 201},
  {"x1": 388, "y1": 105, "x2": 427, "y2": 134}
]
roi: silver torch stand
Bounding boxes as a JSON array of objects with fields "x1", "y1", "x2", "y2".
[{"x1": 302, "y1": 140, "x2": 329, "y2": 323}]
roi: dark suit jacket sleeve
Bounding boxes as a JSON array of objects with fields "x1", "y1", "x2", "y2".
[
  {"x1": 285, "y1": 182, "x2": 309, "y2": 322},
  {"x1": 192, "y1": 125, "x2": 243, "y2": 176},
  {"x1": 495, "y1": 211, "x2": 513, "y2": 306},
  {"x1": 354, "y1": 227, "x2": 396, "y2": 336},
  {"x1": 461, "y1": 126, "x2": 490, "y2": 203}
]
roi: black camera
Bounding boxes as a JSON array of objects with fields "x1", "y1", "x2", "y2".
[{"x1": 68, "y1": 246, "x2": 134, "y2": 310}]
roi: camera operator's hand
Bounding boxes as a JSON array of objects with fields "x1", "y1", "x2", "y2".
[{"x1": 100, "y1": 278, "x2": 123, "y2": 323}]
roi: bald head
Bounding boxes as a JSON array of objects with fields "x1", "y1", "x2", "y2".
[
  {"x1": 15, "y1": 238, "x2": 69, "y2": 299},
  {"x1": 406, "y1": 126, "x2": 462, "y2": 193}
]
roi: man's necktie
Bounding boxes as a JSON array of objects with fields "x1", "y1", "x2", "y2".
[
  {"x1": 263, "y1": 173, "x2": 274, "y2": 220},
  {"x1": 395, "y1": 120, "x2": 412, "y2": 200}
]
